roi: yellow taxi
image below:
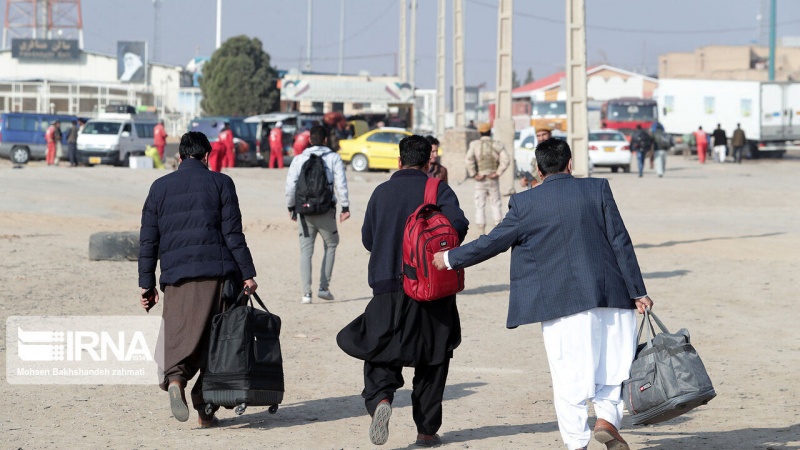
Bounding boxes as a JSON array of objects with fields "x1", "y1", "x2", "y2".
[{"x1": 338, "y1": 128, "x2": 412, "y2": 172}]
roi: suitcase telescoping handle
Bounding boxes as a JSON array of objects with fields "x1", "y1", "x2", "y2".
[
  {"x1": 235, "y1": 289, "x2": 270, "y2": 312},
  {"x1": 636, "y1": 308, "x2": 671, "y2": 345}
]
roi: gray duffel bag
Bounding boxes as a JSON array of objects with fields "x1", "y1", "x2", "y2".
[{"x1": 622, "y1": 309, "x2": 716, "y2": 425}]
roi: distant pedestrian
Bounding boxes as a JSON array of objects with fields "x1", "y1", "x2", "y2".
[
  {"x1": 285, "y1": 125, "x2": 350, "y2": 304},
  {"x1": 425, "y1": 135, "x2": 448, "y2": 183},
  {"x1": 67, "y1": 119, "x2": 83, "y2": 167},
  {"x1": 731, "y1": 123, "x2": 746, "y2": 164},
  {"x1": 694, "y1": 126, "x2": 708, "y2": 164},
  {"x1": 520, "y1": 127, "x2": 553, "y2": 189},
  {"x1": 465, "y1": 123, "x2": 510, "y2": 235},
  {"x1": 651, "y1": 122, "x2": 671, "y2": 177},
  {"x1": 269, "y1": 121, "x2": 284, "y2": 169},
  {"x1": 218, "y1": 122, "x2": 235, "y2": 168},
  {"x1": 631, "y1": 124, "x2": 652, "y2": 177},
  {"x1": 467, "y1": 120, "x2": 476, "y2": 129},
  {"x1": 45, "y1": 120, "x2": 59, "y2": 166},
  {"x1": 154, "y1": 119, "x2": 168, "y2": 162},
  {"x1": 712, "y1": 123, "x2": 727, "y2": 163}
]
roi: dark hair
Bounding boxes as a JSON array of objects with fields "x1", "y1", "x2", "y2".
[
  {"x1": 535, "y1": 138, "x2": 571, "y2": 176},
  {"x1": 635, "y1": 124, "x2": 642, "y2": 130},
  {"x1": 425, "y1": 135, "x2": 440, "y2": 146},
  {"x1": 399, "y1": 135, "x2": 432, "y2": 168},
  {"x1": 309, "y1": 125, "x2": 327, "y2": 146},
  {"x1": 179, "y1": 131, "x2": 211, "y2": 160}
]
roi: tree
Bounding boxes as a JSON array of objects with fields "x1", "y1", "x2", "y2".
[
  {"x1": 512, "y1": 70, "x2": 520, "y2": 89},
  {"x1": 524, "y1": 68, "x2": 534, "y2": 84},
  {"x1": 200, "y1": 36, "x2": 279, "y2": 116}
]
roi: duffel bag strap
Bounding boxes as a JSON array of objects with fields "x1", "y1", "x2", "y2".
[
  {"x1": 636, "y1": 308, "x2": 658, "y2": 345},
  {"x1": 234, "y1": 289, "x2": 270, "y2": 313}
]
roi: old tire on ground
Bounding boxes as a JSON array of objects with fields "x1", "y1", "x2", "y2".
[{"x1": 88, "y1": 231, "x2": 139, "y2": 261}]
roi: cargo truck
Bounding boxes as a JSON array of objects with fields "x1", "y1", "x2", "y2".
[{"x1": 656, "y1": 79, "x2": 800, "y2": 158}]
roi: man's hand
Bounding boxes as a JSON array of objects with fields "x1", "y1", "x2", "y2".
[
  {"x1": 289, "y1": 211, "x2": 297, "y2": 222},
  {"x1": 243, "y1": 278, "x2": 258, "y2": 295},
  {"x1": 487, "y1": 172, "x2": 499, "y2": 179},
  {"x1": 634, "y1": 295, "x2": 653, "y2": 314},
  {"x1": 340, "y1": 211, "x2": 351, "y2": 223},
  {"x1": 474, "y1": 174, "x2": 486, "y2": 181},
  {"x1": 432, "y1": 251, "x2": 447, "y2": 270},
  {"x1": 140, "y1": 287, "x2": 159, "y2": 311}
]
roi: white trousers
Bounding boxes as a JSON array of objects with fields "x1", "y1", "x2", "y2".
[
  {"x1": 541, "y1": 308, "x2": 638, "y2": 450},
  {"x1": 713, "y1": 145, "x2": 727, "y2": 163}
]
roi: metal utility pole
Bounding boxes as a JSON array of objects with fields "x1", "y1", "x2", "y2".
[
  {"x1": 3, "y1": 0, "x2": 84, "y2": 49},
  {"x1": 453, "y1": 0, "x2": 465, "y2": 127},
  {"x1": 436, "y1": 0, "x2": 446, "y2": 137},
  {"x1": 338, "y1": 0, "x2": 345, "y2": 74},
  {"x1": 399, "y1": 0, "x2": 407, "y2": 81},
  {"x1": 152, "y1": 0, "x2": 161, "y2": 62},
  {"x1": 768, "y1": 0, "x2": 776, "y2": 81},
  {"x1": 566, "y1": 0, "x2": 589, "y2": 178},
  {"x1": 495, "y1": 0, "x2": 515, "y2": 194},
  {"x1": 409, "y1": 0, "x2": 417, "y2": 86},
  {"x1": 215, "y1": 0, "x2": 221, "y2": 49},
  {"x1": 305, "y1": 0, "x2": 312, "y2": 71}
]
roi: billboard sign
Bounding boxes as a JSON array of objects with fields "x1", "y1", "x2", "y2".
[
  {"x1": 11, "y1": 39, "x2": 80, "y2": 61},
  {"x1": 117, "y1": 41, "x2": 146, "y2": 83}
]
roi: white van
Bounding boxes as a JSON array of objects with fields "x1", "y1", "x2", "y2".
[{"x1": 77, "y1": 117, "x2": 157, "y2": 166}]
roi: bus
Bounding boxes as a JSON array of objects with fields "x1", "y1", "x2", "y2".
[
  {"x1": 601, "y1": 98, "x2": 658, "y2": 139},
  {"x1": 530, "y1": 100, "x2": 567, "y2": 132}
]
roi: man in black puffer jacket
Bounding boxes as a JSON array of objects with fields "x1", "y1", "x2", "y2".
[{"x1": 138, "y1": 131, "x2": 257, "y2": 428}]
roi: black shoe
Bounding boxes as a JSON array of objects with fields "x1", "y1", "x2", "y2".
[
  {"x1": 168, "y1": 381, "x2": 189, "y2": 422},
  {"x1": 415, "y1": 434, "x2": 442, "y2": 447}
]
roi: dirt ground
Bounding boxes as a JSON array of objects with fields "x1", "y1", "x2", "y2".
[{"x1": 1, "y1": 150, "x2": 798, "y2": 449}]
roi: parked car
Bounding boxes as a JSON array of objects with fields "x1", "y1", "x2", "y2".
[
  {"x1": 188, "y1": 116, "x2": 258, "y2": 167},
  {"x1": 588, "y1": 129, "x2": 631, "y2": 173},
  {"x1": 76, "y1": 117, "x2": 157, "y2": 166},
  {"x1": 0, "y1": 112, "x2": 83, "y2": 164},
  {"x1": 338, "y1": 128, "x2": 412, "y2": 172}
]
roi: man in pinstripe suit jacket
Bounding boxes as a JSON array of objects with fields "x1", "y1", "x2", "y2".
[{"x1": 433, "y1": 138, "x2": 653, "y2": 450}]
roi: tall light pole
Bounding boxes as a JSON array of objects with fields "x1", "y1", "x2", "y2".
[
  {"x1": 409, "y1": 0, "x2": 417, "y2": 86},
  {"x1": 399, "y1": 0, "x2": 407, "y2": 81},
  {"x1": 566, "y1": 0, "x2": 589, "y2": 177},
  {"x1": 436, "y1": 0, "x2": 446, "y2": 137},
  {"x1": 768, "y1": 0, "x2": 776, "y2": 81},
  {"x1": 453, "y1": 0, "x2": 465, "y2": 127},
  {"x1": 215, "y1": 0, "x2": 221, "y2": 49},
  {"x1": 495, "y1": 0, "x2": 515, "y2": 194},
  {"x1": 305, "y1": 0, "x2": 313, "y2": 71},
  {"x1": 338, "y1": 0, "x2": 345, "y2": 75}
]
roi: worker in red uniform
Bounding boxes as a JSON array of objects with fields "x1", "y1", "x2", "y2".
[
  {"x1": 153, "y1": 120, "x2": 168, "y2": 162},
  {"x1": 218, "y1": 122, "x2": 235, "y2": 168},
  {"x1": 693, "y1": 126, "x2": 708, "y2": 164},
  {"x1": 269, "y1": 121, "x2": 284, "y2": 169},
  {"x1": 293, "y1": 127, "x2": 310, "y2": 156},
  {"x1": 45, "y1": 120, "x2": 59, "y2": 165},
  {"x1": 208, "y1": 139, "x2": 225, "y2": 172}
]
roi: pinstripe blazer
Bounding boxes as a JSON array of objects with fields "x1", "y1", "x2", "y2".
[{"x1": 447, "y1": 173, "x2": 646, "y2": 328}]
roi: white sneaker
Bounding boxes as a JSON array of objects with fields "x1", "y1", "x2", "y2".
[
  {"x1": 301, "y1": 294, "x2": 312, "y2": 304},
  {"x1": 317, "y1": 289, "x2": 334, "y2": 301}
]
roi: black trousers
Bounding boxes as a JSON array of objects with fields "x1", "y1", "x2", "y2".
[{"x1": 362, "y1": 358, "x2": 451, "y2": 436}]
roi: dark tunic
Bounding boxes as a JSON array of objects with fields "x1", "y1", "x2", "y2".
[{"x1": 337, "y1": 169, "x2": 469, "y2": 367}]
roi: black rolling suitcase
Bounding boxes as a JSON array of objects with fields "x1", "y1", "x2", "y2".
[{"x1": 202, "y1": 291, "x2": 284, "y2": 416}]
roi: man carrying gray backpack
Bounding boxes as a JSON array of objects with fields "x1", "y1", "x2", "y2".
[{"x1": 285, "y1": 125, "x2": 350, "y2": 304}]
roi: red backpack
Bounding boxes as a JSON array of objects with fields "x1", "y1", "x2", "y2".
[{"x1": 402, "y1": 178, "x2": 465, "y2": 301}]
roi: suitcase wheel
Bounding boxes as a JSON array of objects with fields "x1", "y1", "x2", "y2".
[
  {"x1": 204, "y1": 403, "x2": 216, "y2": 416},
  {"x1": 268, "y1": 405, "x2": 278, "y2": 414},
  {"x1": 235, "y1": 403, "x2": 247, "y2": 415}
]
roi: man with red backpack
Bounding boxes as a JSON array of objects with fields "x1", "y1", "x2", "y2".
[{"x1": 337, "y1": 135, "x2": 468, "y2": 448}]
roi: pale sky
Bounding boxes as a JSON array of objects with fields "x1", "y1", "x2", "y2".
[{"x1": 5, "y1": 0, "x2": 800, "y2": 87}]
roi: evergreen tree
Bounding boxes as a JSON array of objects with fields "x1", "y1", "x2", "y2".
[
  {"x1": 512, "y1": 70, "x2": 520, "y2": 89},
  {"x1": 200, "y1": 36, "x2": 279, "y2": 116},
  {"x1": 524, "y1": 68, "x2": 534, "y2": 84}
]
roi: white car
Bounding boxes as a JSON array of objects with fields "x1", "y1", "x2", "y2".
[{"x1": 588, "y1": 129, "x2": 631, "y2": 173}]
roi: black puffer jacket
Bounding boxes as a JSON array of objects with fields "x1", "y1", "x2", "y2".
[{"x1": 138, "y1": 158, "x2": 256, "y2": 289}]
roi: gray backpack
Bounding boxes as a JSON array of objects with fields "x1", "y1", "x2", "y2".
[{"x1": 622, "y1": 309, "x2": 716, "y2": 425}]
